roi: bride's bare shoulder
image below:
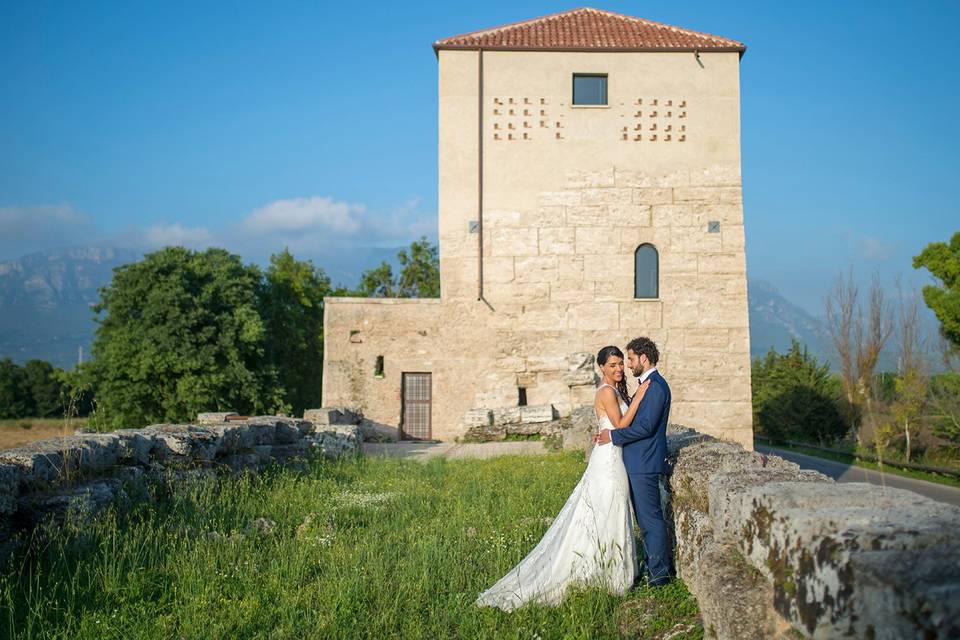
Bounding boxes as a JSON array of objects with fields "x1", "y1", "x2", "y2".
[{"x1": 595, "y1": 385, "x2": 617, "y2": 403}]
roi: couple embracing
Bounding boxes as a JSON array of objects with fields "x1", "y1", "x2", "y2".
[{"x1": 477, "y1": 337, "x2": 672, "y2": 611}]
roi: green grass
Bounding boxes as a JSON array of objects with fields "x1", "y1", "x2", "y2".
[
  {"x1": 1, "y1": 452, "x2": 701, "y2": 639},
  {"x1": 763, "y1": 441, "x2": 960, "y2": 489}
]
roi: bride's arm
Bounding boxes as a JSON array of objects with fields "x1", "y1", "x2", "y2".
[
  {"x1": 612, "y1": 380, "x2": 651, "y2": 427},
  {"x1": 598, "y1": 381, "x2": 650, "y2": 428}
]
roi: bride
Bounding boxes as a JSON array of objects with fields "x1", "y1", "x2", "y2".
[{"x1": 476, "y1": 345, "x2": 651, "y2": 611}]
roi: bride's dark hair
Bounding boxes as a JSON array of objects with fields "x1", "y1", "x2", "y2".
[{"x1": 596, "y1": 345, "x2": 630, "y2": 403}]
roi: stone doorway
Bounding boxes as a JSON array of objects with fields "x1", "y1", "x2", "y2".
[{"x1": 401, "y1": 372, "x2": 432, "y2": 440}]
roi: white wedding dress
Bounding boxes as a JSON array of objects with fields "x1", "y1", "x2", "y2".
[{"x1": 476, "y1": 384, "x2": 637, "y2": 611}]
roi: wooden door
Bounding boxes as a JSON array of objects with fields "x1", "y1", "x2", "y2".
[{"x1": 401, "y1": 372, "x2": 432, "y2": 440}]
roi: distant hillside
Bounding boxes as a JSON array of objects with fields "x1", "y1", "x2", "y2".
[
  {"x1": 747, "y1": 279, "x2": 831, "y2": 363},
  {"x1": 0, "y1": 247, "x2": 138, "y2": 368}
]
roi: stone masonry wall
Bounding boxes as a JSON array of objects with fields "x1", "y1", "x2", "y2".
[
  {"x1": 667, "y1": 428, "x2": 960, "y2": 639},
  {"x1": 0, "y1": 413, "x2": 360, "y2": 560},
  {"x1": 324, "y1": 166, "x2": 752, "y2": 446}
]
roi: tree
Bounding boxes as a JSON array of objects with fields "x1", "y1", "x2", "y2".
[
  {"x1": 824, "y1": 271, "x2": 893, "y2": 442},
  {"x1": 889, "y1": 278, "x2": 928, "y2": 461},
  {"x1": 91, "y1": 247, "x2": 283, "y2": 428},
  {"x1": 396, "y1": 237, "x2": 440, "y2": 298},
  {"x1": 22, "y1": 359, "x2": 65, "y2": 418},
  {"x1": 356, "y1": 262, "x2": 397, "y2": 298},
  {"x1": 262, "y1": 249, "x2": 331, "y2": 415},
  {"x1": 913, "y1": 231, "x2": 960, "y2": 351},
  {"x1": 751, "y1": 340, "x2": 847, "y2": 443},
  {"x1": 355, "y1": 237, "x2": 440, "y2": 298},
  {"x1": 0, "y1": 358, "x2": 32, "y2": 419},
  {"x1": 929, "y1": 373, "x2": 960, "y2": 444}
]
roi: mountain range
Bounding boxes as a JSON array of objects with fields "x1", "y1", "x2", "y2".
[{"x1": 0, "y1": 246, "x2": 933, "y2": 371}]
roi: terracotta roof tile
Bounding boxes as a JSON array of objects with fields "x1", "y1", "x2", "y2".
[{"x1": 434, "y1": 7, "x2": 745, "y2": 55}]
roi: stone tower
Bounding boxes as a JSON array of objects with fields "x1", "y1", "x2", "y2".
[{"x1": 323, "y1": 8, "x2": 753, "y2": 447}]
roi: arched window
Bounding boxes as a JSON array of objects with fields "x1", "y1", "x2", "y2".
[{"x1": 634, "y1": 244, "x2": 659, "y2": 298}]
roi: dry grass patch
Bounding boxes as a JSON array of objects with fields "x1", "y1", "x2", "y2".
[{"x1": 0, "y1": 419, "x2": 89, "y2": 451}]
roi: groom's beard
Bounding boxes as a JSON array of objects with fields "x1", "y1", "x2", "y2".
[{"x1": 631, "y1": 367, "x2": 643, "y2": 377}]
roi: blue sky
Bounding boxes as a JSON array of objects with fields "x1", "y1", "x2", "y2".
[{"x1": 1, "y1": 1, "x2": 958, "y2": 313}]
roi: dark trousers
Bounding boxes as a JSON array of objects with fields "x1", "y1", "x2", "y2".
[{"x1": 628, "y1": 472, "x2": 670, "y2": 582}]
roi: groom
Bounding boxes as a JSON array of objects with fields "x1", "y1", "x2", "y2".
[{"x1": 594, "y1": 336, "x2": 672, "y2": 586}]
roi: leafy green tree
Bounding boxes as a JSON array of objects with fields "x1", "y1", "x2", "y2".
[
  {"x1": 396, "y1": 237, "x2": 440, "y2": 298},
  {"x1": 913, "y1": 231, "x2": 960, "y2": 350},
  {"x1": 355, "y1": 236, "x2": 440, "y2": 298},
  {"x1": 929, "y1": 372, "x2": 960, "y2": 444},
  {"x1": 356, "y1": 262, "x2": 396, "y2": 298},
  {"x1": 752, "y1": 340, "x2": 847, "y2": 442},
  {"x1": 0, "y1": 358, "x2": 32, "y2": 419},
  {"x1": 263, "y1": 249, "x2": 331, "y2": 415},
  {"x1": 22, "y1": 359, "x2": 65, "y2": 418},
  {"x1": 91, "y1": 247, "x2": 283, "y2": 428}
]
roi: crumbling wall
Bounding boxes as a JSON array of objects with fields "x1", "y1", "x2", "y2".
[
  {"x1": 0, "y1": 414, "x2": 360, "y2": 560},
  {"x1": 667, "y1": 429, "x2": 960, "y2": 639}
]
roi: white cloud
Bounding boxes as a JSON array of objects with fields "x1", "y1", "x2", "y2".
[
  {"x1": 860, "y1": 235, "x2": 893, "y2": 261},
  {"x1": 0, "y1": 203, "x2": 95, "y2": 257},
  {"x1": 0, "y1": 203, "x2": 88, "y2": 236},
  {"x1": 241, "y1": 196, "x2": 365, "y2": 234},
  {"x1": 143, "y1": 223, "x2": 213, "y2": 249}
]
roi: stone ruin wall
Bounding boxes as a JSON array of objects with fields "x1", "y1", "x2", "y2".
[
  {"x1": 0, "y1": 410, "x2": 360, "y2": 560},
  {"x1": 667, "y1": 430, "x2": 959, "y2": 639}
]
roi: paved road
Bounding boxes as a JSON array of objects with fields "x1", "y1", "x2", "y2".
[{"x1": 757, "y1": 445, "x2": 960, "y2": 508}]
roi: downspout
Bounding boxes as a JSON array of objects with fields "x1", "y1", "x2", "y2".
[{"x1": 477, "y1": 48, "x2": 485, "y2": 303}]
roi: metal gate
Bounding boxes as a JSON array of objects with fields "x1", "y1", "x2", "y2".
[{"x1": 401, "y1": 372, "x2": 432, "y2": 440}]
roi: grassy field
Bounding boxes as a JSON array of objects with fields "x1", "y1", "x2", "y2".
[
  {"x1": 0, "y1": 418, "x2": 89, "y2": 451},
  {"x1": 0, "y1": 452, "x2": 701, "y2": 639}
]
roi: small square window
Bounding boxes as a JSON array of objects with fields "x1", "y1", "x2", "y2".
[{"x1": 573, "y1": 74, "x2": 607, "y2": 105}]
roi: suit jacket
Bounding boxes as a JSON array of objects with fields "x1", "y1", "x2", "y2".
[{"x1": 610, "y1": 370, "x2": 671, "y2": 474}]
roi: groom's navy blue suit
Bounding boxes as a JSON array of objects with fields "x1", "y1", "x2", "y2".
[{"x1": 610, "y1": 369, "x2": 671, "y2": 583}]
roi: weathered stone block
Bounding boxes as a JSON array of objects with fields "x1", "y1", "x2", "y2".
[
  {"x1": 698, "y1": 253, "x2": 744, "y2": 275},
  {"x1": 489, "y1": 228, "x2": 539, "y2": 257},
  {"x1": 492, "y1": 407, "x2": 521, "y2": 426},
  {"x1": 673, "y1": 187, "x2": 723, "y2": 203},
  {"x1": 303, "y1": 408, "x2": 342, "y2": 426},
  {"x1": 514, "y1": 256, "x2": 558, "y2": 283},
  {"x1": 631, "y1": 187, "x2": 673, "y2": 205},
  {"x1": 735, "y1": 482, "x2": 960, "y2": 638},
  {"x1": 568, "y1": 301, "x2": 618, "y2": 331},
  {"x1": 566, "y1": 169, "x2": 615, "y2": 189},
  {"x1": 608, "y1": 203, "x2": 651, "y2": 226},
  {"x1": 574, "y1": 227, "x2": 611, "y2": 254},
  {"x1": 581, "y1": 187, "x2": 632, "y2": 206},
  {"x1": 484, "y1": 209, "x2": 521, "y2": 227},
  {"x1": 565, "y1": 205, "x2": 607, "y2": 226},
  {"x1": 197, "y1": 412, "x2": 238, "y2": 425},
  {"x1": 615, "y1": 168, "x2": 689, "y2": 188},
  {"x1": 849, "y1": 544, "x2": 960, "y2": 640},
  {"x1": 520, "y1": 405, "x2": 554, "y2": 423},
  {"x1": 463, "y1": 409, "x2": 493, "y2": 428},
  {"x1": 538, "y1": 227, "x2": 575, "y2": 255}
]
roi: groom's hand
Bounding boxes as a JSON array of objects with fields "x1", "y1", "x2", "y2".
[{"x1": 593, "y1": 429, "x2": 612, "y2": 445}]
